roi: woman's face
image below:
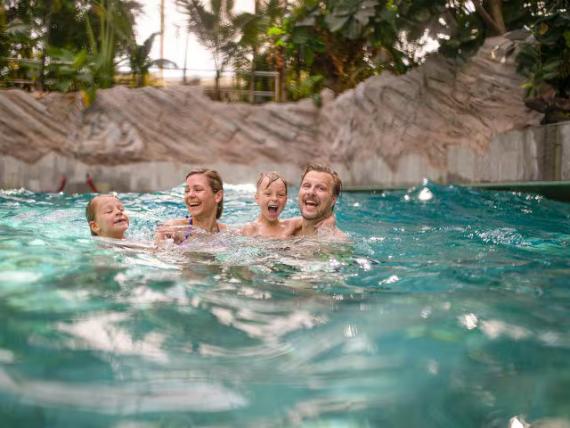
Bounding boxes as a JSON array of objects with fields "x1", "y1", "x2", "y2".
[{"x1": 184, "y1": 174, "x2": 222, "y2": 219}]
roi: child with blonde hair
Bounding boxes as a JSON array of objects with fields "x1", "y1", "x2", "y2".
[
  {"x1": 240, "y1": 172, "x2": 297, "y2": 238},
  {"x1": 86, "y1": 194, "x2": 129, "y2": 239}
]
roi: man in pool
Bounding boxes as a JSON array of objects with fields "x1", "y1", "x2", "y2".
[
  {"x1": 86, "y1": 194, "x2": 129, "y2": 239},
  {"x1": 294, "y1": 163, "x2": 346, "y2": 239}
]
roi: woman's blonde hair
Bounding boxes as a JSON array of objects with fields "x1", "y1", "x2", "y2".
[{"x1": 186, "y1": 168, "x2": 224, "y2": 219}]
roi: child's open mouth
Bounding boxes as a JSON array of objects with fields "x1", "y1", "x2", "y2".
[{"x1": 268, "y1": 204, "x2": 279, "y2": 214}]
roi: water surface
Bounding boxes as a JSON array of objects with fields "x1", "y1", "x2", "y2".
[{"x1": 1, "y1": 182, "x2": 569, "y2": 427}]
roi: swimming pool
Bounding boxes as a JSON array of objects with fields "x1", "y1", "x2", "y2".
[{"x1": 1, "y1": 181, "x2": 569, "y2": 427}]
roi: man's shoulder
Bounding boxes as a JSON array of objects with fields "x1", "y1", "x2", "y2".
[{"x1": 333, "y1": 228, "x2": 348, "y2": 241}]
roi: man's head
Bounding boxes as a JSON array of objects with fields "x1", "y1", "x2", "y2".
[
  {"x1": 86, "y1": 194, "x2": 129, "y2": 239},
  {"x1": 298, "y1": 163, "x2": 342, "y2": 222}
]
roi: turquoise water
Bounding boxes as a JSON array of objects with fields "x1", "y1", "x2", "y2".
[{"x1": 1, "y1": 181, "x2": 570, "y2": 427}]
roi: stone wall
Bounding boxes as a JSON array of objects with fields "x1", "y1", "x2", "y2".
[
  {"x1": 1, "y1": 33, "x2": 556, "y2": 192},
  {"x1": 1, "y1": 121, "x2": 568, "y2": 192}
]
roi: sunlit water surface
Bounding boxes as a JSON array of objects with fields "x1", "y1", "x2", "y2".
[{"x1": 1, "y1": 182, "x2": 570, "y2": 427}]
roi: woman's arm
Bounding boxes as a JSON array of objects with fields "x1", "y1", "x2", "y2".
[{"x1": 155, "y1": 218, "x2": 189, "y2": 244}]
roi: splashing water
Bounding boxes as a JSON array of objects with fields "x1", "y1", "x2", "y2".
[{"x1": 1, "y1": 182, "x2": 570, "y2": 427}]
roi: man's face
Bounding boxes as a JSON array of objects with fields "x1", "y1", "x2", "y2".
[{"x1": 298, "y1": 171, "x2": 337, "y2": 222}]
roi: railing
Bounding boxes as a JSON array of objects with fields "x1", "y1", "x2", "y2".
[
  {"x1": 146, "y1": 66, "x2": 281, "y2": 103},
  {"x1": 0, "y1": 57, "x2": 282, "y2": 103}
]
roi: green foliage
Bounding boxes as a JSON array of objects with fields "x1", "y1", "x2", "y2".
[
  {"x1": 128, "y1": 32, "x2": 177, "y2": 87},
  {"x1": 0, "y1": 0, "x2": 140, "y2": 98},
  {"x1": 0, "y1": 6, "x2": 8, "y2": 78},
  {"x1": 44, "y1": 47, "x2": 96, "y2": 101},
  {"x1": 287, "y1": 72, "x2": 324, "y2": 102},
  {"x1": 277, "y1": 0, "x2": 408, "y2": 94},
  {"x1": 517, "y1": 11, "x2": 570, "y2": 98},
  {"x1": 178, "y1": 0, "x2": 239, "y2": 98}
]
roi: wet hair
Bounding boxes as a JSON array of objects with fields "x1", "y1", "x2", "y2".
[
  {"x1": 300, "y1": 163, "x2": 342, "y2": 197},
  {"x1": 185, "y1": 168, "x2": 224, "y2": 219},
  {"x1": 85, "y1": 194, "x2": 119, "y2": 236},
  {"x1": 256, "y1": 171, "x2": 288, "y2": 194}
]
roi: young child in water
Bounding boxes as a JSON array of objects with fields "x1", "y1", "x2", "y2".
[
  {"x1": 240, "y1": 172, "x2": 298, "y2": 239},
  {"x1": 85, "y1": 194, "x2": 129, "y2": 239}
]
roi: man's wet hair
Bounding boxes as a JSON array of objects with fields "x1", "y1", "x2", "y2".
[
  {"x1": 256, "y1": 171, "x2": 288, "y2": 194},
  {"x1": 300, "y1": 163, "x2": 342, "y2": 197},
  {"x1": 186, "y1": 168, "x2": 224, "y2": 219},
  {"x1": 85, "y1": 194, "x2": 119, "y2": 236}
]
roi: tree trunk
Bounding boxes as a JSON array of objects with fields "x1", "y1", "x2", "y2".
[
  {"x1": 215, "y1": 69, "x2": 221, "y2": 100},
  {"x1": 37, "y1": 10, "x2": 53, "y2": 91},
  {"x1": 473, "y1": 0, "x2": 506, "y2": 35},
  {"x1": 249, "y1": 46, "x2": 256, "y2": 103},
  {"x1": 249, "y1": 0, "x2": 259, "y2": 104},
  {"x1": 487, "y1": 0, "x2": 506, "y2": 34}
]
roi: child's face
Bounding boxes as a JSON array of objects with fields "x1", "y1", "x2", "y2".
[
  {"x1": 90, "y1": 196, "x2": 129, "y2": 239},
  {"x1": 255, "y1": 177, "x2": 287, "y2": 222}
]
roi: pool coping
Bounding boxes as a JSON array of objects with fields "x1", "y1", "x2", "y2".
[{"x1": 344, "y1": 181, "x2": 570, "y2": 203}]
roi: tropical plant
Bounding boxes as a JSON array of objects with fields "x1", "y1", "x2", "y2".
[
  {"x1": 177, "y1": 0, "x2": 239, "y2": 99},
  {"x1": 128, "y1": 32, "x2": 177, "y2": 87},
  {"x1": 517, "y1": 11, "x2": 570, "y2": 123},
  {"x1": 85, "y1": 0, "x2": 139, "y2": 89},
  {"x1": 0, "y1": 6, "x2": 9, "y2": 80},
  {"x1": 262, "y1": 0, "x2": 555, "y2": 99},
  {"x1": 0, "y1": 0, "x2": 140, "y2": 95},
  {"x1": 275, "y1": 0, "x2": 405, "y2": 95},
  {"x1": 232, "y1": 0, "x2": 286, "y2": 101}
]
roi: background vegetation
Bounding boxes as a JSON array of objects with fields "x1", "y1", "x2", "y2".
[{"x1": 0, "y1": 0, "x2": 567, "y2": 120}]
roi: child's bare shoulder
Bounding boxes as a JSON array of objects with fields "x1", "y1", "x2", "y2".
[{"x1": 239, "y1": 222, "x2": 259, "y2": 236}]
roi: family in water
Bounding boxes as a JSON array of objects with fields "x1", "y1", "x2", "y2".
[{"x1": 85, "y1": 163, "x2": 346, "y2": 243}]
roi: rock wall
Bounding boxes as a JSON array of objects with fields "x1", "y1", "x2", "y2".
[{"x1": 0, "y1": 34, "x2": 543, "y2": 191}]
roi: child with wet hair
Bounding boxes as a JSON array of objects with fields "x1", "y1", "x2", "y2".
[
  {"x1": 86, "y1": 194, "x2": 129, "y2": 239},
  {"x1": 240, "y1": 171, "x2": 298, "y2": 238}
]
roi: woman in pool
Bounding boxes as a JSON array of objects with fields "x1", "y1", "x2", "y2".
[{"x1": 156, "y1": 168, "x2": 227, "y2": 243}]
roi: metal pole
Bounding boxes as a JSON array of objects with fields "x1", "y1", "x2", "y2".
[
  {"x1": 183, "y1": 29, "x2": 189, "y2": 84},
  {"x1": 160, "y1": 0, "x2": 165, "y2": 82},
  {"x1": 274, "y1": 72, "x2": 279, "y2": 102}
]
